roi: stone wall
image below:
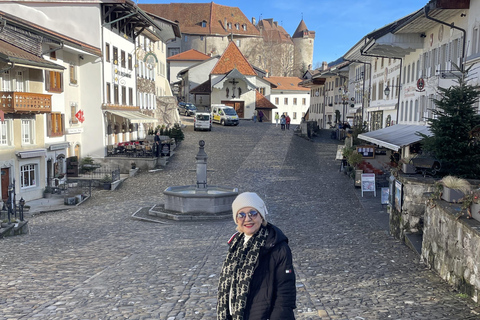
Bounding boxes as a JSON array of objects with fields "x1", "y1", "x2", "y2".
[
  {"x1": 390, "y1": 174, "x2": 437, "y2": 240},
  {"x1": 422, "y1": 200, "x2": 480, "y2": 302}
]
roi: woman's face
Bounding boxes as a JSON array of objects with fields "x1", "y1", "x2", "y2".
[{"x1": 235, "y1": 206, "x2": 262, "y2": 236}]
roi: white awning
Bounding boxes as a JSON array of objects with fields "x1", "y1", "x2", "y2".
[
  {"x1": 358, "y1": 124, "x2": 431, "y2": 151},
  {"x1": 48, "y1": 142, "x2": 70, "y2": 151},
  {"x1": 106, "y1": 110, "x2": 158, "y2": 123},
  {"x1": 16, "y1": 149, "x2": 47, "y2": 159}
]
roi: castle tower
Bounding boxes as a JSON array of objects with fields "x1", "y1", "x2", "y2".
[{"x1": 292, "y1": 20, "x2": 315, "y2": 77}]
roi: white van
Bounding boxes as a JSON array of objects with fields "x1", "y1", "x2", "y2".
[
  {"x1": 194, "y1": 112, "x2": 212, "y2": 131},
  {"x1": 211, "y1": 104, "x2": 239, "y2": 126}
]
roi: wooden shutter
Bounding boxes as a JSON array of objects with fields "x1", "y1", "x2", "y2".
[
  {"x1": 61, "y1": 114, "x2": 65, "y2": 135},
  {"x1": 45, "y1": 71, "x2": 50, "y2": 91},
  {"x1": 46, "y1": 113, "x2": 52, "y2": 137}
]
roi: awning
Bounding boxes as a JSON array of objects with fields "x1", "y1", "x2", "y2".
[
  {"x1": 16, "y1": 149, "x2": 47, "y2": 159},
  {"x1": 106, "y1": 110, "x2": 158, "y2": 123},
  {"x1": 48, "y1": 142, "x2": 70, "y2": 151},
  {"x1": 358, "y1": 124, "x2": 431, "y2": 151}
]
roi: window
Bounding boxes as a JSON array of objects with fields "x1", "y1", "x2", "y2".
[
  {"x1": 128, "y1": 54, "x2": 132, "y2": 70},
  {"x1": 50, "y1": 49, "x2": 56, "y2": 60},
  {"x1": 0, "y1": 120, "x2": 12, "y2": 146},
  {"x1": 259, "y1": 87, "x2": 265, "y2": 95},
  {"x1": 228, "y1": 22, "x2": 232, "y2": 29},
  {"x1": 21, "y1": 164, "x2": 37, "y2": 188},
  {"x1": 105, "y1": 43, "x2": 110, "y2": 62},
  {"x1": 168, "y1": 47, "x2": 180, "y2": 57},
  {"x1": 69, "y1": 65, "x2": 77, "y2": 84},
  {"x1": 114, "y1": 84, "x2": 119, "y2": 104},
  {"x1": 235, "y1": 23, "x2": 239, "y2": 30},
  {"x1": 409, "y1": 100, "x2": 413, "y2": 122},
  {"x1": 122, "y1": 86, "x2": 127, "y2": 105},
  {"x1": 45, "y1": 71, "x2": 63, "y2": 93},
  {"x1": 71, "y1": 104, "x2": 78, "y2": 124},
  {"x1": 47, "y1": 112, "x2": 64, "y2": 137},
  {"x1": 200, "y1": 36, "x2": 204, "y2": 41},
  {"x1": 1, "y1": 70, "x2": 11, "y2": 91},
  {"x1": 121, "y1": 50, "x2": 126, "y2": 68},
  {"x1": 184, "y1": 35, "x2": 188, "y2": 42},
  {"x1": 15, "y1": 71, "x2": 25, "y2": 92},
  {"x1": 243, "y1": 24, "x2": 247, "y2": 31},
  {"x1": 411, "y1": 62, "x2": 415, "y2": 82},
  {"x1": 275, "y1": 97, "x2": 279, "y2": 104},
  {"x1": 400, "y1": 102, "x2": 404, "y2": 121},
  {"x1": 21, "y1": 120, "x2": 34, "y2": 144},
  {"x1": 113, "y1": 47, "x2": 118, "y2": 65},
  {"x1": 201, "y1": 20, "x2": 207, "y2": 28},
  {"x1": 129, "y1": 88, "x2": 133, "y2": 105},
  {"x1": 293, "y1": 112, "x2": 297, "y2": 119},
  {"x1": 284, "y1": 98, "x2": 288, "y2": 105},
  {"x1": 236, "y1": 40, "x2": 241, "y2": 47},
  {"x1": 106, "y1": 83, "x2": 111, "y2": 103},
  {"x1": 293, "y1": 98, "x2": 297, "y2": 105},
  {"x1": 302, "y1": 98, "x2": 306, "y2": 105}
]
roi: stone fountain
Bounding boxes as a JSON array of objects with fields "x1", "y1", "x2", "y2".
[{"x1": 149, "y1": 140, "x2": 238, "y2": 219}]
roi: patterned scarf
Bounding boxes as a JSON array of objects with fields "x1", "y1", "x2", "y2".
[{"x1": 217, "y1": 226, "x2": 269, "y2": 320}]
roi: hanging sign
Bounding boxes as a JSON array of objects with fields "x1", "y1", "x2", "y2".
[{"x1": 75, "y1": 110, "x2": 85, "y2": 123}]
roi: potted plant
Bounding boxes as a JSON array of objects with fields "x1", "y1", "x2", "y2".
[
  {"x1": 43, "y1": 186, "x2": 53, "y2": 198},
  {"x1": 440, "y1": 175, "x2": 471, "y2": 203},
  {"x1": 460, "y1": 188, "x2": 480, "y2": 221},
  {"x1": 100, "y1": 174, "x2": 112, "y2": 190}
]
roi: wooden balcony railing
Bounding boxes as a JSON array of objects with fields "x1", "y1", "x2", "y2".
[{"x1": 0, "y1": 91, "x2": 52, "y2": 114}]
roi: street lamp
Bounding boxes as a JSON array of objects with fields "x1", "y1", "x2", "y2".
[
  {"x1": 384, "y1": 84, "x2": 401, "y2": 97},
  {"x1": 339, "y1": 87, "x2": 349, "y2": 126}
]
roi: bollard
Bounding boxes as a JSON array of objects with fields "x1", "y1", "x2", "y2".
[{"x1": 19, "y1": 198, "x2": 25, "y2": 222}]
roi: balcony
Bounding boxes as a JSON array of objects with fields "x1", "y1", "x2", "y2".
[{"x1": 0, "y1": 92, "x2": 52, "y2": 114}]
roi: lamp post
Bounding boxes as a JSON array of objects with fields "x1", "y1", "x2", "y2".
[
  {"x1": 384, "y1": 84, "x2": 402, "y2": 125},
  {"x1": 339, "y1": 87, "x2": 349, "y2": 126}
]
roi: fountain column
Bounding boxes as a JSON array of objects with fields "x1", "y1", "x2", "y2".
[{"x1": 196, "y1": 140, "x2": 207, "y2": 190}]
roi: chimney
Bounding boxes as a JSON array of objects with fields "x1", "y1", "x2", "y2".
[
  {"x1": 274, "y1": 21, "x2": 278, "y2": 27},
  {"x1": 252, "y1": 17, "x2": 256, "y2": 25},
  {"x1": 322, "y1": 61, "x2": 328, "y2": 71}
]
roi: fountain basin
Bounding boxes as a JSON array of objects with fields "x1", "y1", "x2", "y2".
[{"x1": 163, "y1": 185, "x2": 238, "y2": 214}]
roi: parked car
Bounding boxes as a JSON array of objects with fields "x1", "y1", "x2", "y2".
[
  {"x1": 194, "y1": 112, "x2": 212, "y2": 131},
  {"x1": 178, "y1": 102, "x2": 197, "y2": 116}
]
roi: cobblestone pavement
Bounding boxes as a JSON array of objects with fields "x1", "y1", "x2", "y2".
[{"x1": 1, "y1": 121, "x2": 480, "y2": 320}]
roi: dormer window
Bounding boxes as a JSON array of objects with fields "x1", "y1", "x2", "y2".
[
  {"x1": 201, "y1": 20, "x2": 207, "y2": 28},
  {"x1": 235, "y1": 23, "x2": 239, "y2": 30},
  {"x1": 243, "y1": 24, "x2": 247, "y2": 31},
  {"x1": 228, "y1": 22, "x2": 232, "y2": 29}
]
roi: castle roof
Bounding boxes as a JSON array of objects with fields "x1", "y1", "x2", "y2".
[
  {"x1": 210, "y1": 41, "x2": 256, "y2": 76},
  {"x1": 167, "y1": 49, "x2": 211, "y2": 61},
  {"x1": 265, "y1": 76, "x2": 310, "y2": 91},
  {"x1": 292, "y1": 19, "x2": 316, "y2": 39},
  {"x1": 256, "y1": 19, "x2": 293, "y2": 45},
  {"x1": 139, "y1": 2, "x2": 260, "y2": 37}
]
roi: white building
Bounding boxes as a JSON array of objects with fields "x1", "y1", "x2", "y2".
[{"x1": 266, "y1": 77, "x2": 310, "y2": 125}]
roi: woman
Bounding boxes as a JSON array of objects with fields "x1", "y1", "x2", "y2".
[{"x1": 217, "y1": 192, "x2": 296, "y2": 320}]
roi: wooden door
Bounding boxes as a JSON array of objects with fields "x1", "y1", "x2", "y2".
[
  {"x1": 1, "y1": 168, "x2": 9, "y2": 200},
  {"x1": 222, "y1": 101, "x2": 244, "y2": 119}
]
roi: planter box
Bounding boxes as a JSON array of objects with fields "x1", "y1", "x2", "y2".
[
  {"x1": 441, "y1": 187, "x2": 464, "y2": 203},
  {"x1": 402, "y1": 163, "x2": 416, "y2": 174},
  {"x1": 471, "y1": 203, "x2": 480, "y2": 222}
]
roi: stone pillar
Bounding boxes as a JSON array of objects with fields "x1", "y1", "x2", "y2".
[{"x1": 196, "y1": 140, "x2": 208, "y2": 189}]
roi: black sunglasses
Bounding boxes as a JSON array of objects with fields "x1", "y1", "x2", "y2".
[{"x1": 236, "y1": 209, "x2": 259, "y2": 220}]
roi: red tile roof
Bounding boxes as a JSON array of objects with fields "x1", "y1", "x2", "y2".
[
  {"x1": 0, "y1": 39, "x2": 63, "y2": 69},
  {"x1": 210, "y1": 41, "x2": 256, "y2": 75},
  {"x1": 256, "y1": 90, "x2": 277, "y2": 109},
  {"x1": 292, "y1": 19, "x2": 315, "y2": 39},
  {"x1": 167, "y1": 49, "x2": 211, "y2": 61},
  {"x1": 257, "y1": 19, "x2": 293, "y2": 44},
  {"x1": 265, "y1": 77, "x2": 310, "y2": 91},
  {"x1": 139, "y1": 3, "x2": 260, "y2": 36}
]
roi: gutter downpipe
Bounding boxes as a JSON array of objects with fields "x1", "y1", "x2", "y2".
[
  {"x1": 424, "y1": 5, "x2": 466, "y2": 73},
  {"x1": 360, "y1": 46, "x2": 403, "y2": 126}
]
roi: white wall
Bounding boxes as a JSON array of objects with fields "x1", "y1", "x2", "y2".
[{"x1": 270, "y1": 91, "x2": 310, "y2": 124}]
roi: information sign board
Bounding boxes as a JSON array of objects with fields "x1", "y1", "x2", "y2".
[{"x1": 361, "y1": 173, "x2": 376, "y2": 197}]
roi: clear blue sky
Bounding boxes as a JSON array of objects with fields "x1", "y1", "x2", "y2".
[{"x1": 138, "y1": 0, "x2": 426, "y2": 66}]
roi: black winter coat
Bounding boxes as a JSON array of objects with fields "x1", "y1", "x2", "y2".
[{"x1": 232, "y1": 223, "x2": 296, "y2": 320}]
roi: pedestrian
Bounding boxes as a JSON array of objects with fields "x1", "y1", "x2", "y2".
[
  {"x1": 286, "y1": 114, "x2": 291, "y2": 130},
  {"x1": 217, "y1": 192, "x2": 296, "y2": 320},
  {"x1": 258, "y1": 110, "x2": 264, "y2": 122},
  {"x1": 275, "y1": 112, "x2": 279, "y2": 127},
  {"x1": 280, "y1": 114, "x2": 286, "y2": 130},
  {"x1": 154, "y1": 131, "x2": 161, "y2": 157},
  {"x1": 253, "y1": 109, "x2": 257, "y2": 123}
]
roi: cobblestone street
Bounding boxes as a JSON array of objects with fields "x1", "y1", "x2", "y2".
[{"x1": 1, "y1": 121, "x2": 479, "y2": 319}]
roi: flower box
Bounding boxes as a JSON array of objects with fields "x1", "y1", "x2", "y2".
[{"x1": 441, "y1": 187, "x2": 464, "y2": 203}]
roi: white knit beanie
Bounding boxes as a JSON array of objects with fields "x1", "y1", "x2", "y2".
[{"x1": 232, "y1": 192, "x2": 268, "y2": 222}]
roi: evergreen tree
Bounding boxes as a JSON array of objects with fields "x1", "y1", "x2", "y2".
[{"x1": 419, "y1": 65, "x2": 480, "y2": 178}]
